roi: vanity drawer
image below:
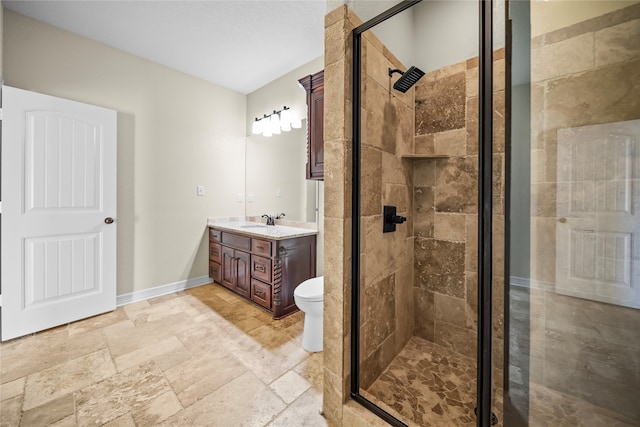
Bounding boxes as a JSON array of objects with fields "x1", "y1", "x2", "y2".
[
  {"x1": 209, "y1": 242, "x2": 222, "y2": 263},
  {"x1": 251, "y1": 255, "x2": 272, "y2": 283},
  {"x1": 209, "y1": 228, "x2": 222, "y2": 242},
  {"x1": 251, "y1": 279, "x2": 272, "y2": 310},
  {"x1": 209, "y1": 262, "x2": 221, "y2": 283},
  {"x1": 252, "y1": 239, "x2": 272, "y2": 257},
  {"x1": 221, "y1": 232, "x2": 251, "y2": 251}
]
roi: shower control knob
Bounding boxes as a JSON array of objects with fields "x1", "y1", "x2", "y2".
[
  {"x1": 392, "y1": 215, "x2": 407, "y2": 224},
  {"x1": 383, "y1": 206, "x2": 406, "y2": 233}
]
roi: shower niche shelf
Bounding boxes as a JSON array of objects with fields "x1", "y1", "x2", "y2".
[{"x1": 400, "y1": 154, "x2": 450, "y2": 159}]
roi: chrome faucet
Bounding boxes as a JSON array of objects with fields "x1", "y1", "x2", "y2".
[{"x1": 261, "y1": 213, "x2": 285, "y2": 226}]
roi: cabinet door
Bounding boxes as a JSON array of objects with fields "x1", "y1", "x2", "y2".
[
  {"x1": 234, "y1": 250, "x2": 251, "y2": 298},
  {"x1": 221, "y1": 246, "x2": 236, "y2": 290},
  {"x1": 308, "y1": 88, "x2": 324, "y2": 180},
  {"x1": 221, "y1": 247, "x2": 250, "y2": 298},
  {"x1": 299, "y1": 70, "x2": 324, "y2": 181}
]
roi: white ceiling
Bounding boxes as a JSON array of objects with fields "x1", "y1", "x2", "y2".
[{"x1": 2, "y1": 0, "x2": 327, "y2": 94}]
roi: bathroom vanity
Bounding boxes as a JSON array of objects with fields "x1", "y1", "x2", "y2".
[{"x1": 208, "y1": 221, "x2": 317, "y2": 319}]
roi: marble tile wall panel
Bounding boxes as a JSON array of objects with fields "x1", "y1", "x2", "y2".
[
  {"x1": 531, "y1": 33, "x2": 595, "y2": 83},
  {"x1": 359, "y1": 332, "x2": 397, "y2": 390},
  {"x1": 434, "y1": 293, "x2": 466, "y2": 328},
  {"x1": 414, "y1": 187, "x2": 435, "y2": 239},
  {"x1": 434, "y1": 128, "x2": 467, "y2": 157},
  {"x1": 360, "y1": 145, "x2": 383, "y2": 217},
  {"x1": 465, "y1": 97, "x2": 479, "y2": 155},
  {"x1": 414, "y1": 288, "x2": 435, "y2": 342},
  {"x1": 595, "y1": 19, "x2": 640, "y2": 67},
  {"x1": 465, "y1": 273, "x2": 478, "y2": 330},
  {"x1": 434, "y1": 213, "x2": 466, "y2": 242},
  {"x1": 362, "y1": 274, "x2": 396, "y2": 357},
  {"x1": 394, "y1": 263, "x2": 415, "y2": 354},
  {"x1": 434, "y1": 157, "x2": 479, "y2": 214},
  {"x1": 414, "y1": 159, "x2": 437, "y2": 186},
  {"x1": 416, "y1": 72, "x2": 466, "y2": 135},
  {"x1": 322, "y1": 5, "x2": 361, "y2": 424},
  {"x1": 415, "y1": 133, "x2": 435, "y2": 155},
  {"x1": 415, "y1": 238, "x2": 465, "y2": 298}
]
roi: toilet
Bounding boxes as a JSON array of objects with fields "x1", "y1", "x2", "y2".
[{"x1": 294, "y1": 276, "x2": 324, "y2": 352}]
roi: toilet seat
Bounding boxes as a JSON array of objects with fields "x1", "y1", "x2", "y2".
[{"x1": 294, "y1": 276, "x2": 324, "y2": 302}]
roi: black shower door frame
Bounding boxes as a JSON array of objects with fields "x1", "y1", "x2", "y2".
[{"x1": 349, "y1": 1, "x2": 496, "y2": 426}]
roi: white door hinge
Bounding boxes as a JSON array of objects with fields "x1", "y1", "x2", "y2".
[{"x1": 0, "y1": 108, "x2": 3, "y2": 120}]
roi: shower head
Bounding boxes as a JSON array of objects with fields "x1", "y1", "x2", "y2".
[{"x1": 388, "y1": 66, "x2": 425, "y2": 93}]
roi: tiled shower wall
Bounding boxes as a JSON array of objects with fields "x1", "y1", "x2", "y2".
[
  {"x1": 358, "y1": 31, "x2": 508, "y2": 392},
  {"x1": 528, "y1": 4, "x2": 640, "y2": 420},
  {"x1": 412, "y1": 52, "x2": 506, "y2": 381},
  {"x1": 322, "y1": 5, "x2": 508, "y2": 424},
  {"x1": 358, "y1": 29, "x2": 416, "y2": 390}
]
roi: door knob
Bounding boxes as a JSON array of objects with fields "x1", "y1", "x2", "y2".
[{"x1": 104, "y1": 217, "x2": 114, "y2": 224}]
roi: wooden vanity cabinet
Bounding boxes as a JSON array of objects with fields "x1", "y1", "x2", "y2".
[
  {"x1": 209, "y1": 227, "x2": 316, "y2": 319},
  {"x1": 299, "y1": 70, "x2": 324, "y2": 181}
]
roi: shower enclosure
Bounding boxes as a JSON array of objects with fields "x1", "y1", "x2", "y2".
[{"x1": 347, "y1": 1, "x2": 640, "y2": 426}]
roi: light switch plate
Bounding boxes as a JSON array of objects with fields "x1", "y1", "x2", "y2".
[{"x1": 197, "y1": 185, "x2": 205, "y2": 196}]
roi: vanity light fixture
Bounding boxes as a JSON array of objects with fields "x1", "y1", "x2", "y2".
[{"x1": 252, "y1": 106, "x2": 301, "y2": 137}]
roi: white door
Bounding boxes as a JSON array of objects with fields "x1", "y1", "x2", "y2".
[
  {"x1": 556, "y1": 120, "x2": 640, "y2": 309},
  {"x1": 1, "y1": 86, "x2": 117, "y2": 341}
]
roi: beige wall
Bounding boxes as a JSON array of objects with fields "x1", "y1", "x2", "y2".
[{"x1": 3, "y1": 10, "x2": 247, "y2": 296}]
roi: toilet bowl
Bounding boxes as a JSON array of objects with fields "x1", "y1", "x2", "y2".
[{"x1": 294, "y1": 276, "x2": 324, "y2": 352}]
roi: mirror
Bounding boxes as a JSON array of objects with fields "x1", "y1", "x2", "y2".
[
  {"x1": 244, "y1": 56, "x2": 324, "y2": 224},
  {"x1": 245, "y1": 125, "x2": 317, "y2": 223}
]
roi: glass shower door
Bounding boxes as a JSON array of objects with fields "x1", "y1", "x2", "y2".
[
  {"x1": 506, "y1": 1, "x2": 640, "y2": 425},
  {"x1": 350, "y1": 1, "x2": 500, "y2": 426}
]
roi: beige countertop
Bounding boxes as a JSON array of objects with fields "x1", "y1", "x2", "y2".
[{"x1": 207, "y1": 219, "x2": 318, "y2": 240}]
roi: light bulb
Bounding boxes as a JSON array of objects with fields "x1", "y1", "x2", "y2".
[
  {"x1": 251, "y1": 118, "x2": 262, "y2": 135},
  {"x1": 280, "y1": 109, "x2": 291, "y2": 132},
  {"x1": 263, "y1": 126, "x2": 272, "y2": 137},
  {"x1": 270, "y1": 113, "x2": 281, "y2": 135},
  {"x1": 290, "y1": 111, "x2": 302, "y2": 129}
]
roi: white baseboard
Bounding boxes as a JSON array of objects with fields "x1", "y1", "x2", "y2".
[{"x1": 116, "y1": 275, "x2": 211, "y2": 307}]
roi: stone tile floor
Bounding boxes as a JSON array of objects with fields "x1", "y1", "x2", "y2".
[
  {"x1": 364, "y1": 337, "x2": 483, "y2": 427},
  {"x1": 0, "y1": 283, "x2": 328, "y2": 427},
  {"x1": 364, "y1": 336, "x2": 637, "y2": 427}
]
